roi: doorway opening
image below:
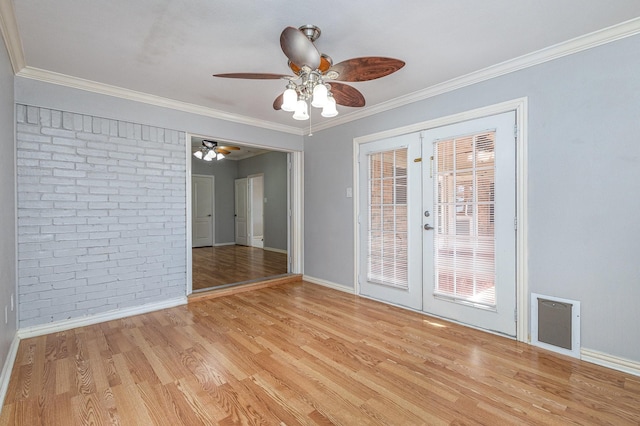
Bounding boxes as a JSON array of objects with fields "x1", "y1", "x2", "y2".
[{"x1": 187, "y1": 134, "x2": 302, "y2": 293}]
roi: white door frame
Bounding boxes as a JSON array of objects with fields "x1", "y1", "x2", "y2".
[
  {"x1": 248, "y1": 173, "x2": 265, "y2": 248},
  {"x1": 191, "y1": 174, "x2": 215, "y2": 247},
  {"x1": 353, "y1": 98, "x2": 529, "y2": 342},
  {"x1": 186, "y1": 135, "x2": 304, "y2": 296}
]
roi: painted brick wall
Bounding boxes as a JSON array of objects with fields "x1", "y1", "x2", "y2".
[{"x1": 16, "y1": 105, "x2": 186, "y2": 327}]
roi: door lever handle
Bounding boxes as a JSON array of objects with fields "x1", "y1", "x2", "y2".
[{"x1": 424, "y1": 224, "x2": 434, "y2": 231}]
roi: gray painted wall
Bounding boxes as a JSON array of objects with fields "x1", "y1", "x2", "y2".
[
  {"x1": 304, "y1": 34, "x2": 640, "y2": 362},
  {"x1": 0, "y1": 34, "x2": 17, "y2": 382},
  {"x1": 192, "y1": 157, "x2": 238, "y2": 244},
  {"x1": 237, "y1": 152, "x2": 288, "y2": 251}
]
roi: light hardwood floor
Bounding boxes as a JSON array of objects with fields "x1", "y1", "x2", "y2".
[
  {"x1": 2, "y1": 282, "x2": 639, "y2": 425},
  {"x1": 192, "y1": 245, "x2": 288, "y2": 291}
]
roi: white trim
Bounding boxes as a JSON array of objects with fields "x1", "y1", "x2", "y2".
[
  {"x1": 264, "y1": 247, "x2": 287, "y2": 254},
  {"x1": 0, "y1": 9, "x2": 636, "y2": 135},
  {"x1": 247, "y1": 173, "x2": 264, "y2": 249},
  {"x1": 185, "y1": 134, "x2": 194, "y2": 295},
  {"x1": 16, "y1": 66, "x2": 303, "y2": 135},
  {"x1": 515, "y1": 100, "x2": 529, "y2": 342},
  {"x1": 303, "y1": 275, "x2": 355, "y2": 294},
  {"x1": 581, "y1": 348, "x2": 640, "y2": 377},
  {"x1": 0, "y1": 0, "x2": 25, "y2": 73},
  {"x1": 0, "y1": 333, "x2": 19, "y2": 408},
  {"x1": 311, "y1": 17, "x2": 640, "y2": 133},
  {"x1": 353, "y1": 98, "x2": 529, "y2": 342},
  {"x1": 17, "y1": 297, "x2": 186, "y2": 339},
  {"x1": 289, "y1": 151, "x2": 304, "y2": 274}
]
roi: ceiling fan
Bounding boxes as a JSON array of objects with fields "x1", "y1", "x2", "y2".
[
  {"x1": 213, "y1": 25, "x2": 405, "y2": 120},
  {"x1": 193, "y1": 139, "x2": 240, "y2": 161}
]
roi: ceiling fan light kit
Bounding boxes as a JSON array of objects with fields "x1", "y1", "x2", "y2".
[
  {"x1": 213, "y1": 25, "x2": 405, "y2": 122},
  {"x1": 193, "y1": 140, "x2": 240, "y2": 162}
]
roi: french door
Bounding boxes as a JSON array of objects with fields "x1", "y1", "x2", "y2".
[
  {"x1": 359, "y1": 112, "x2": 517, "y2": 336},
  {"x1": 358, "y1": 134, "x2": 422, "y2": 310},
  {"x1": 422, "y1": 112, "x2": 516, "y2": 336}
]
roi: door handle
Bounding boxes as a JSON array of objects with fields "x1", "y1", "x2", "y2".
[
  {"x1": 207, "y1": 214, "x2": 212, "y2": 217},
  {"x1": 424, "y1": 223, "x2": 434, "y2": 231}
]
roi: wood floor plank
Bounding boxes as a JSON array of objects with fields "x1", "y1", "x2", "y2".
[
  {"x1": 192, "y1": 245, "x2": 288, "y2": 290},
  {"x1": 2, "y1": 281, "x2": 640, "y2": 425}
]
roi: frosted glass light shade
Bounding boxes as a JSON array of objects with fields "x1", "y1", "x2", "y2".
[
  {"x1": 203, "y1": 150, "x2": 216, "y2": 161},
  {"x1": 311, "y1": 83, "x2": 328, "y2": 108},
  {"x1": 282, "y1": 88, "x2": 297, "y2": 112},
  {"x1": 193, "y1": 150, "x2": 203, "y2": 159},
  {"x1": 321, "y1": 96, "x2": 338, "y2": 117},
  {"x1": 216, "y1": 152, "x2": 225, "y2": 160},
  {"x1": 292, "y1": 100, "x2": 309, "y2": 120}
]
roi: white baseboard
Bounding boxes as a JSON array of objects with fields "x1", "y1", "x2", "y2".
[
  {"x1": 581, "y1": 348, "x2": 640, "y2": 377},
  {"x1": 17, "y1": 297, "x2": 187, "y2": 339},
  {"x1": 214, "y1": 242, "x2": 236, "y2": 247},
  {"x1": 303, "y1": 275, "x2": 355, "y2": 294},
  {"x1": 264, "y1": 247, "x2": 287, "y2": 254},
  {"x1": 0, "y1": 334, "x2": 20, "y2": 408}
]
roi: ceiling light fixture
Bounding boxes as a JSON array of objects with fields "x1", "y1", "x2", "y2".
[
  {"x1": 193, "y1": 140, "x2": 236, "y2": 161},
  {"x1": 281, "y1": 67, "x2": 338, "y2": 121},
  {"x1": 213, "y1": 25, "x2": 405, "y2": 123}
]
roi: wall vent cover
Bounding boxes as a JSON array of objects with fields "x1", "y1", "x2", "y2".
[{"x1": 531, "y1": 293, "x2": 581, "y2": 358}]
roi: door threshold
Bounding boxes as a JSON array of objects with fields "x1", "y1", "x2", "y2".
[{"x1": 188, "y1": 274, "x2": 302, "y2": 303}]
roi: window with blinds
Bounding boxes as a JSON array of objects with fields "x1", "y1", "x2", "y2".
[
  {"x1": 367, "y1": 149, "x2": 408, "y2": 288},
  {"x1": 434, "y1": 132, "x2": 496, "y2": 307}
]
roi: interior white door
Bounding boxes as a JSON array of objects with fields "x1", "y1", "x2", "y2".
[
  {"x1": 358, "y1": 133, "x2": 422, "y2": 310},
  {"x1": 422, "y1": 112, "x2": 517, "y2": 336},
  {"x1": 192, "y1": 175, "x2": 214, "y2": 247},
  {"x1": 249, "y1": 175, "x2": 264, "y2": 248},
  {"x1": 235, "y1": 178, "x2": 249, "y2": 246}
]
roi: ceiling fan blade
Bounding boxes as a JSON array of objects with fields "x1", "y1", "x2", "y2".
[
  {"x1": 280, "y1": 26, "x2": 320, "y2": 70},
  {"x1": 273, "y1": 93, "x2": 284, "y2": 110},
  {"x1": 218, "y1": 146, "x2": 240, "y2": 151},
  {"x1": 330, "y1": 57, "x2": 405, "y2": 82},
  {"x1": 330, "y1": 82, "x2": 365, "y2": 107},
  {"x1": 213, "y1": 73, "x2": 292, "y2": 80},
  {"x1": 217, "y1": 149, "x2": 231, "y2": 155}
]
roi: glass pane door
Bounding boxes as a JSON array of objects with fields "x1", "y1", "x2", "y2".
[
  {"x1": 434, "y1": 131, "x2": 496, "y2": 307},
  {"x1": 358, "y1": 133, "x2": 422, "y2": 310}
]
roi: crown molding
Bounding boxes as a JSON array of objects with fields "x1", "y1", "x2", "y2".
[
  {"x1": 311, "y1": 16, "x2": 640, "y2": 133},
  {"x1": 16, "y1": 66, "x2": 304, "y2": 135},
  {"x1": 7, "y1": 10, "x2": 640, "y2": 136},
  {"x1": 0, "y1": 0, "x2": 25, "y2": 73}
]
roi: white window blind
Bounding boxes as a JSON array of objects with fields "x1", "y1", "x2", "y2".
[
  {"x1": 367, "y1": 149, "x2": 408, "y2": 288},
  {"x1": 434, "y1": 132, "x2": 496, "y2": 307}
]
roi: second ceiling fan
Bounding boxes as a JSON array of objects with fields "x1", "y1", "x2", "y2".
[{"x1": 213, "y1": 25, "x2": 405, "y2": 120}]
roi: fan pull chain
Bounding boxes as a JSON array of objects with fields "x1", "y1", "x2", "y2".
[{"x1": 308, "y1": 112, "x2": 313, "y2": 137}]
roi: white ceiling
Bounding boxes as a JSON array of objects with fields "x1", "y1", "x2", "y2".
[{"x1": 8, "y1": 1, "x2": 640, "y2": 133}]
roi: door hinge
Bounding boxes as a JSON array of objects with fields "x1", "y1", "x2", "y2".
[
  {"x1": 514, "y1": 308, "x2": 518, "y2": 321},
  {"x1": 514, "y1": 216, "x2": 518, "y2": 231},
  {"x1": 514, "y1": 123, "x2": 518, "y2": 139}
]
